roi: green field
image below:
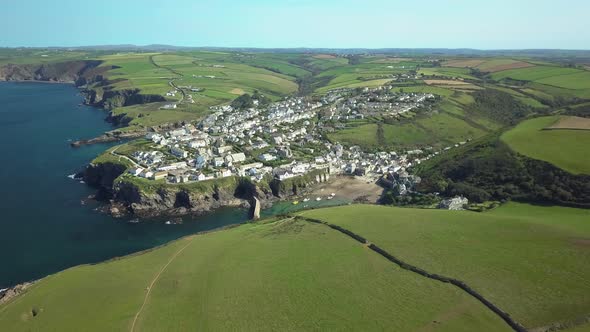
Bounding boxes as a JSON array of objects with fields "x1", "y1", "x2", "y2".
[
  {"x1": 299, "y1": 203, "x2": 590, "y2": 331},
  {"x1": 501, "y1": 116, "x2": 590, "y2": 174},
  {"x1": 328, "y1": 110, "x2": 487, "y2": 150},
  {"x1": 0, "y1": 217, "x2": 510, "y2": 332},
  {"x1": 491, "y1": 66, "x2": 580, "y2": 82}
]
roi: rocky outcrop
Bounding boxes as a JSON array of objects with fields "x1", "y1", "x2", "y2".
[
  {"x1": 71, "y1": 130, "x2": 144, "y2": 147},
  {"x1": 81, "y1": 162, "x2": 128, "y2": 200},
  {"x1": 251, "y1": 197, "x2": 261, "y2": 220},
  {"x1": 0, "y1": 282, "x2": 33, "y2": 305},
  {"x1": 110, "y1": 177, "x2": 274, "y2": 217}
]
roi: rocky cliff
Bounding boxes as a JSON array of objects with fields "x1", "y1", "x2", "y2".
[
  {"x1": 0, "y1": 61, "x2": 166, "y2": 111},
  {"x1": 80, "y1": 159, "x2": 332, "y2": 218},
  {"x1": 111, "y1": 176, "x2": 275, "y2": 217},
  {"x1": 81, "y1": 162, "x2": 128, "y2": 200},
  {"x1": 270, "y1": 169, "x2": 330, "y2": 197},
  {"x1": 84, "y1": 87, "x2": 166, "y2": 110}
]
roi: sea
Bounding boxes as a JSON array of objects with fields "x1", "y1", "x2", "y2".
[{"x1": 0, "y1": 82, "x2": 346, "y2": 288}]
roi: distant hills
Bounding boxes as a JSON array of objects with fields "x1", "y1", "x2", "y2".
[{"x1": 2, "y1": 45, "x2": 590, "y2": 57}]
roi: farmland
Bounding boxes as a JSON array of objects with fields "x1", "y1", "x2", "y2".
[
  {"x1": 0, "y1": 217, "x2": 510, "y2": 332},
  {"x1": 299, "y1": 203, "x2": 590, "y2": 331},
  {"x1": 501, "y1": 116, "x2": 590, "y2": 174}
]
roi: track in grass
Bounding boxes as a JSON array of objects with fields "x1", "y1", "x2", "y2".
[{"x1": 130, "y1": 237, "x2": 195, "y2": 332}]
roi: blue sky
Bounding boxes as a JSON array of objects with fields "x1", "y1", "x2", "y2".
[{"x1": 2, "y1": 0, "x2": 589, "y2": 49}]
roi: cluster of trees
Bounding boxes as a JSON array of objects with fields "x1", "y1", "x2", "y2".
[
  {"x1": 416, "y1": 134, "x2": 590, "y2": 207},
  {"x1": 381, "y1": 192, "x2": 440, "y2": 207},
  {"x1": 467, "y1": 89, "x2": 532, "y2": 125},
  {"x1": 230, "y1": 90, "x2": 271, "y2": 109}
]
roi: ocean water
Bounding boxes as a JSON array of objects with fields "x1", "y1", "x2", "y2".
[{"x1": 0, "y1": 82, "x2": 249, "y2": 288}]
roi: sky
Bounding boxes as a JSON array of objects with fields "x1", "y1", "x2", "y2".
[{"x1": 1, "y1": 0, "x2": 589, "y2": 49}]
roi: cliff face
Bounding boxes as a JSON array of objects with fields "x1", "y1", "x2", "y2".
[
  {"x1": 270, "y1": 170, "x2": 330, "y2": 198},
  {"x1": 0, "y1": 60, "x2": 103, "y2": 83},
  {"x1": 112, "y1": 177, "x2": 274, "y2": 217},
  {"x1": 82, "y1": 162, "x2": 128, "y2": 200},
  {"x1": 0, "y1": 61, "x2": 165, "y2": 111},
  {"x1": 86, "y1": 87, "x2": 166, "y2": 110}
]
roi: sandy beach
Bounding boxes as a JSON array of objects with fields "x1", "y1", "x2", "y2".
[{"x1": 306, "y1": 175, "x2": 385, "y2": 203}]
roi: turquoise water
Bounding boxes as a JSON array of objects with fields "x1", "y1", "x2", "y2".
[{"x1": 0, "y1": 82, "x2": 249, "y2": 288}]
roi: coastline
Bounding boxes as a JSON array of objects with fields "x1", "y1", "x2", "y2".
[{"x1": 0, "y1": 79, "x2": 75, "y2": 84}]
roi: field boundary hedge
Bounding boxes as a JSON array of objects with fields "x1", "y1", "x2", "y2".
[{"x1": 295, "y1": 216, "x2": 527, "y2": 332}]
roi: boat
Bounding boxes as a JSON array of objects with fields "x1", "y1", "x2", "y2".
[
  {"x1": 330, "y1": 193, "x2": 336, "y2": 197},
  {"x1": 303, "y1": 198, "x2": 310, "y2": 202},
  {"x1": 165, "y1": 221, "x2": 172, "y2": 225},
  {"x1": 316, "y1": 197, "x2": 322, "y2": 201},
  {"x1": 128, "y1": 219, "x2": 140, "y2": 224},
  {"x1": 327, "y1": 196, "x2": 333, "y2": 200},
  {"x1": 292, "y1": 201, "x2": 299, "y2": 205}
]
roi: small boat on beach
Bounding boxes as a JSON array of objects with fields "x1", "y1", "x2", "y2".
[
  {"x1": 292, "y1": 201, "x2": 299, "y2": 205},
  {"x1": 303, "y1": 198, "x2": 310, "y2": 202},
  {"x1": 316, "y1": 197, "x2": 322, "y2": 201}
]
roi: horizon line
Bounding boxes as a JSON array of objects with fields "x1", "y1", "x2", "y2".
[{"x1": 2, "y1": 45, "x2": 590, "y2": 52}]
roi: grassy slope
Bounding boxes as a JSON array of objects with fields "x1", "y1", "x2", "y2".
[
  {"x1": 299, "y1": 203, "x2": 590, "y2": 330},
  {"x1": 501, "y1": 116, "x2": 590, "y2": 174},
  {"x1": 93, "y1": 52, "x2": 301, "y2": 129},
  {"x1": 0, "y1": 219, "x2": 509, "y2": 332}
]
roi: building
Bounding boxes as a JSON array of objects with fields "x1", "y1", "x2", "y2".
[
  {"x1": 171, "y1": 147, "x2": 188, "y2": 159},
  {"x1": 152, "y1": 171, "x2": 168, "y2": 181},
  {"x1": 259, "y1": 153, "x2": 277, "y2": 162},
  {"x1": 438, "y1": 196, "x2": 468, "y2": 210},
  {"x1": 230, "y1": 152, "x2": 246, "y2": 163}
]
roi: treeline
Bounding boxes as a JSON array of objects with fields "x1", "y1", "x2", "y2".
[
  {"x1": 563, "y1": 103, "x2": 590, "y2": 117},
  {"x1": 416, "y1": 134, "x2": 590, "y2": 207}
]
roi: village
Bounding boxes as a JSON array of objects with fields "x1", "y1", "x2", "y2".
[{"x1": 123, "y1": 86, "x2": 467, "y2": 202}]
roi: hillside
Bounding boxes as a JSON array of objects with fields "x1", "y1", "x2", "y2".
[
  {"x1": 501, "y1": 116, "x2": 590, "y2": 174},
  {"x1": 415, "y1": 130, "x2": 590, "y2": 207},
  {"x1": 0, "y1": 215, "x2": 510, "y2": 332},
  {"x1": 1, "y1": 203, "x2": 589, "y2": 331},
  {"x1": 299, "y1": 203, "x2": 590, "y2": 331}
]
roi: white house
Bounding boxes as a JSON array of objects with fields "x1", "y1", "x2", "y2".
[
  {"x1": 230, "y1": 152, "x2": 246, "y2": 163},
  {"x1": 213, "y1": 157, "x2": 224, "y2": 167},
  {"x1": 259, "y1": 153, "x2": 277, "y2": 162}
]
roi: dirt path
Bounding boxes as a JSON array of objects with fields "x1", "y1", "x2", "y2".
[
  {"x1": 129, "y1": 238, "x2": 195, "y2": 332},
  {"x1": 111, "y1": 146, "x2": 140, "y2": 168}
]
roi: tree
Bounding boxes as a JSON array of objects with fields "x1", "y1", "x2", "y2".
[{"x1": 231, "y1": 94, "x2": 253, "y2": 109}]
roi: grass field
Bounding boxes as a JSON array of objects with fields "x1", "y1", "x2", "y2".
[
  {"x1": 501, "y1": 116, "x2": 590, "y2": 174},
  {"x1": 328, "y1": 109, "x2": 488, "y2": 150},
  {"x1": 418, "y1": 67, "x2": 478, "y2": 80},
  {"x1": 299, "y1": 203, "x2": 590, "y2": 330},
  {"x1": 0, "y1": 218, "x2": 511, "y2": 332},
  {"x1": 442, "y1": 58, "x2": 534, "y2": 73},
  {"x1": 547, "y1": 116, "x2": 590, "y2": 130},
  {"x1": 491, "y1": 66, "x2": 581, "y2": 82}
]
